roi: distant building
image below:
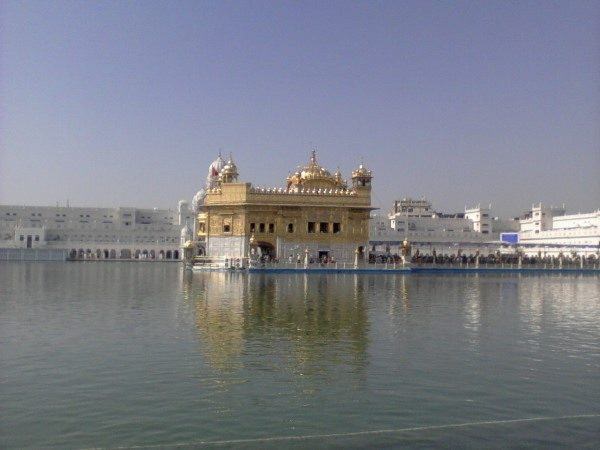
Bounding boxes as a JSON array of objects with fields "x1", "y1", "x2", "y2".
[
  {"x1": 0, "y1": 202, "x2": 194, "y2": 260},
  {"x1": 370, "y1": 199, "x2": 519, "y2": 256},
  {"x1": 517, "y1": 204, "x2": 600, "y2": 256},
  {"x1": 372, "y1": 198, "x2": 600, "y2": 258},
  {"x1": 392, "y1": 198, "x2": 433, "y2": 216}
]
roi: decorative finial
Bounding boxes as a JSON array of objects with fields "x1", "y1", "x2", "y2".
[{"x1": 310, "y1": 148, "x2": 317, "y2": 164}]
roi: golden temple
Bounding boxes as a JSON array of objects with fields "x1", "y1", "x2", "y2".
[{"x1": 193, "y1": 150, "x2": 374, "y2": 263}]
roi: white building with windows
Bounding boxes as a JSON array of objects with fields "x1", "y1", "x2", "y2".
[
  {"x1": 464, "y1": 204, "x2": 492, "y2": 234},
  {"x1": 517, "y1": 204, "x2": 600, "y2": 256},
  {"x1": 371, "y1": 198, "x2": 600, "y2": 259},
  {"x1": 0, "y1": 202, "x2": 194, "y2": 260},
  {"x1": 371, "y1": 198, "x2": 519, "y2": 256}
]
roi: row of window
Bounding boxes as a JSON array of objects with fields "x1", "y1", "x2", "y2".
[
  {"x1": 250, "y1": 222, "x2": 275, "y2": 233},
  {"x1": 5, "y1": 212, "x2": 177, "y2": 220},
  {"x1": 55, "y1": 237, "x2": 179, "y2": 243},
  {"x1": 307, "y1": 222, "x2": 342, "y2": 234},
  {"x1": 243, "y1": 221, "x2": 342, "y2": 234},
  {"x1": 19, "y1": 235, "x2": 40, "y2": 241}
]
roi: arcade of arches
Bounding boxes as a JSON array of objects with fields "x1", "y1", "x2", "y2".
[{"x1": 69, "y1": 248, "x2": 180, "y2": 260}]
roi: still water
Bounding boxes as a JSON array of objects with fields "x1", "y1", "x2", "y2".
[{"x1": 1, "y1": 263, "x2": 599, "y2": 449}]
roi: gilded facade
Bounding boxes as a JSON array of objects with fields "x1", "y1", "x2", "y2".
[{"x1": 195, "y1": 151, "x2": 374, "y2": 262}]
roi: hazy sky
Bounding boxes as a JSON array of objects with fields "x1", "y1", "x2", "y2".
[{"x1": 1, "y1": 1, "x2": 599, "y2": 217}]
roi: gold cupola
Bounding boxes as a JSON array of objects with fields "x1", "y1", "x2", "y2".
[
  {"x1": 333, "y1": 167, "x2": 347, "y2": 189},
  {"x1": 286, "y1": 150, "x2": 346, "y2": 191},
  {"x1": 351, "y1": 161, "x2": 372, "y2": 188},
  {"x1": 219, "y1": 154, "x2": 239, "y2": 184}
]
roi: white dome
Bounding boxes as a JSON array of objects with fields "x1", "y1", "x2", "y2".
[
  {"x1": 206, "y1": 153, "x2": 225, "y2": 189},
  {"x1": 180, "y1": 223, "x2": 192, "y2": 242},
  {"x1": 192, "y1": 189, "x2": 206, "y2": 212},
  {"x1": 180, "y1": 226, "x2": 189, "y2": 238}
]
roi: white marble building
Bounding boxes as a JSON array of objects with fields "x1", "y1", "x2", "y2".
[
  {"x1": 0, "y1": 202, "x2": 194, "y2": 260},
  {"x1": 517, "y1": 204, "x2": 600, "y2": 256},
  {"x1": 370, "y1": 198, "x2": 599, "y2": 258},
  {"x1": 370, "y1": 198, "x2": 519, "y2": 256}
]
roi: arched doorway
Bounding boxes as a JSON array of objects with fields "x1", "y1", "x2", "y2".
[
  {"x1": 358, "y1": 246, "x2": 365, "y2": 261},
  {"x1": 104, "y1": 249, "x2": 109, "y2": 259},
  {"x1": 109, "y1": 249, "x2": 116, "y2": 259},
  {"x1": 166, "y1": 250, "x2": 172, "y2": 259},
  {"x1": 257, "y1": 242, "x2": 276, "y2": 259},
  {"x1": 120, "y1": 249, "x2": 131, "y2": 259},
  {"x1": 149, "y1": 250, "x2": 156, "y2": 259},
  {"x1": 173, "y1": 250, "x2": 179, "y2": 259},
  {"x1": 134, "y1": 249, "x2": 141, "y2": 259},
  {"x1": 159, "y1": 250, "x2": 165, "y2": 260}
]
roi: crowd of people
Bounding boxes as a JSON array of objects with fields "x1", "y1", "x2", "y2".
[
  {"x1": 370, "y1": 251, "x2": 598, "y2": 267},
  {"x1": 248, "y1": 250, "x2": 599, "y2": 268}
]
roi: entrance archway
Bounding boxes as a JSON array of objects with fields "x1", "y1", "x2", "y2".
[
  {"x1": 358, "y1": 246, "x2": 365, "y2": 261},
  {"x1": 257, "y1": 242, "x2": 275, "y2": 259}
]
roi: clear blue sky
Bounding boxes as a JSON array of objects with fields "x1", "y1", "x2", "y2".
[{"x1": 1, "y1": 0, "x2": 598, "y2": 216}]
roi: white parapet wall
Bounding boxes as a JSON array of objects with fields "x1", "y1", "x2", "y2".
[
  {"x1": 0, "y1": 248, "x2": 68, "y2": 261},
  {"x1": 207, "y1": 236, "x2": 247, "y2": 259},
  {"x1": 276, "y1": 239, "x2": 366, "y2": 263}
]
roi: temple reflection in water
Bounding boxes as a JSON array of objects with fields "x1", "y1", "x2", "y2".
[{"x1": 180, "y1": 272, "x2": 369, "y2": 374}]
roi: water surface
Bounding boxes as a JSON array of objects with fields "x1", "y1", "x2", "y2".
[{"x1": 1, "y1": 263, "x2": 599, "y2": 448}]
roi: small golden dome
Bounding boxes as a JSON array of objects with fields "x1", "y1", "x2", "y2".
[
  {"x1": 352, "y1": 163, "x2": 372, "y2": 179},
  {"x1": 219, "y1": 154, "x2": 239, "y2": 183},
  {"x1": 286, "y1": 150, "x2": 346, "y2": 190}
]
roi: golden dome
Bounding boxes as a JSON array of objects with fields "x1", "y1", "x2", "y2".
[
  {"x1": 219, "y1": 154, "x2": 239, "y2": 183},
  {"x1": 300, "y1": 150, "x2": 332, "y2": 179},
  {"x1": 286, "y1": 150, "x2": 345, "y2": 190},
  {"x1": 351, "y1": 163, "x2": 372, "y2": 179}
]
